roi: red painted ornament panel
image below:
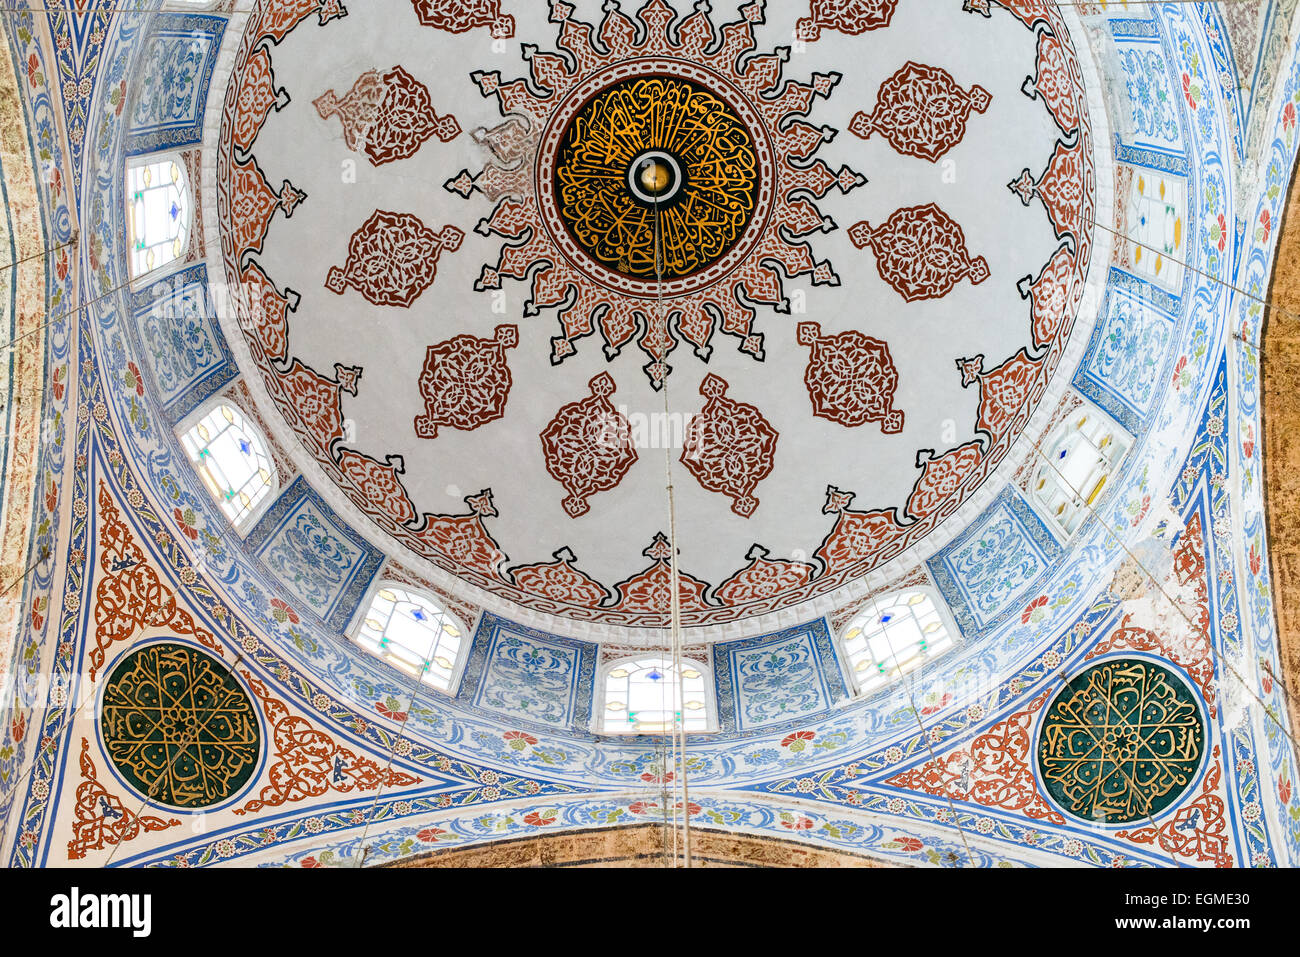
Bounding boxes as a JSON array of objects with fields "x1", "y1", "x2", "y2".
[{"x1": 216, "y1": 0, "x2": 1095, "y2": 627}]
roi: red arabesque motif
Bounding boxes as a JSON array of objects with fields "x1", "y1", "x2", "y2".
[
  {"x1": 1024, "y1": 28, "x2": 1081, "y2": 134},
  {"x1": 849, "y1": 203, "x2": 989, "y2": 302},
  {"x1": 90, "y1": 482, "x2": 223, "y2": 681},
  {"x1": 233, "y1": 47, "x2": 289, "y2": 155},
  {"x1": 1086, "y1": 513, "x2": 1217, "y2": 717},
  {"x1": 410, "y1": 490, "x2": 508, "y2": 577},
  {"x1": 681, "y1": 374, "x2": 778, "y2": 517},
  {"x1": 234, "y1": 674, "x2": 422, "y2": 815},
  {"x1": 410, "y1": 0, "x2": 514, "y2": 36},
  {"x1": 849, "y1": 61, "x2": 990, "y2": 162},
  {"x1": 325, "y1": 210, "x2": 463, "y2": 307},
  {"x1": 218, "y1": 0, "x2": 1095, "y2": 627},
  {"x1": 240, "y1": 259, "x2": 299, "y2": 363},
  {"x1": 797, "y1": 321, "x2": 903, "y2": 433},
  {"x1": 1009, "y1": 137, "x2": 1090, "y2": 244},
  {"x1": 336, "y1": 450, "x2": 418, "y2": 526},
  {"x1": 905, "y1": 442, "x2": 984, "y2": 521},
  {"x1": 796, "y1": 0, "x2": 897, "y2": 39},
  {"x1": 1019, "y1": 244, "x2": 1073, "y2": 348},
  {"x1": 885, "y1": 690, "x2": 1067, "y2": 824},
  {"x1": 814, "y1": 486, "x2": 906, "y2": 576},
  {"x1": 509, "y1": 546, "x2": 610, "y2": 606},
  {"x1": 455, "y1": 0, "x2": 863, "y2": 388},
  {"x1": 229, "y1": 158, "x2": 304, "y2": 261},
  {"x1": 957, "y1": 351, "x2": 1039, "y2": 444},
  {"x1": 314, "y1": 66, "x2": 461, "y2": 166},
  {"x1": 963, "y1": 0, "x2": 1052, "y2": 28},
  {"x1": 68, "y1": 739, "x2": 180, "y2": 860},
  {"x1": 414, "y1": 324, "x2": 518, "y2": 439},
  {"x1": 1116, "y1": 746, "x2": 1232, "y2": 867},
  {"x1": 540, "y1": 373, "x2": 638, "y2": 517},
  {"x1": 611, "y1": 533, "x2": 713, "y2": 613},
  {"x1": 713, "y1": 545, "x2": 815, "y2": 605},
  {"x1": 275, "y1": 360, "x2": 361, "y2": 455},
  {"x1": 261, "y1": 0, "x2": 347, "y2": 46}
]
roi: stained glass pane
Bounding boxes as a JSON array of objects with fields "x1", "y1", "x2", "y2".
[
  {"x1": 353, "y1": 585, "x2": 463, "y2": 692},
  {"x1": 1032, "y1": 408, "x2": 1130, "y2": 536},
  {"x1": 600, "y1": 656, "x2": 710, "y2": 733},
  {"x1": 180, "y1": 404, "x2": 276, "y2": 527},
  {"x1": 126, "y1": 156, "x2": 191, "y2": 280},
  {"x1": 841, "y1": 592, "x2": 955, "y2": 695}
]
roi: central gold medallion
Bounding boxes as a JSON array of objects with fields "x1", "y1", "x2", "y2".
[{"x1": 554, "y1": 75, "x2": 760, "y2": 280}]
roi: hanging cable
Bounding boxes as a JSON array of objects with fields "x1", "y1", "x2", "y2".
[
  {"x1": 0, "y1": 233, "x2": 77, "y2": 274},
  {"x1": 645, "y1": 152, "x2": 692, "y2": 868}
]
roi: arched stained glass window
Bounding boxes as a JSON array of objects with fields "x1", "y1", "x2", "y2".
[
  {"x1": 126, "y1": 154, "x2": 191, "y2": 281},
  {"x1": 179, "y1": 403, "x2": 277, "y2": 527},
  {"x1": 599, "y1": 656, "x2": 711, "y2": 734},
  {"x1": 1032, "y1": 408, "x2": 1130, "y2": 537},
  {"x1": 1124, "y1": 167, "x2": 1187, "y2": 293},
  {"x1": 353, "y1": 585, "x2": 466, "y2": 692},
  {"x1": 840, "y1": 590, "x2": 956, "y2": 695}
]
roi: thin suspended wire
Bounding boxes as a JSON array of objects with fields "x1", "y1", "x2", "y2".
[
  {"x1": 1030, "y1": 160, "x2": 1300, "y2": 749},
  {"x1": 0, "y1": 545, "x2": 50, "y2": 598},
  {"x1": 0, "y1": 270, "x2": 139, "y2": 355},
  {"x1": 1, "y1": 243, "x2": 262, "y2": 855},
  {"x1": 23, "y1": 0, "x2": 1288, "y2": 868},
  {"x1": 1087, "y1": 215, "x2": 1284, "y2": 348},
  {"x1": 866, "y1": 594, "x2": 979, "y2": 866},
  {"x1": 649, "y1": 155, "x2": 691, "y2": 868},
  {"x1": 1029, "y1": 433, "x2": 1300, "y2": 765},
  {"x1": 863, "y1": 561, "x2": 1174, "y2": 864},
  {"x1": 346, "y1": 614, "x2": 448, "y2": 869},
  {"x1": 1004, "y1": 440, "x2": 1271, "y2": 863},
  {"x1": 0, "y1": 234, "x2": 77, "y2": 274},
  {"x1": 995, "y1": 172, "x2": 1300, "y2": 771},
  {"x1": 0, "y1": 394, "x2": 279, "y2": 854},
  {"x1": 2, "y1": 408, "x2": 274, "y2": 834}
]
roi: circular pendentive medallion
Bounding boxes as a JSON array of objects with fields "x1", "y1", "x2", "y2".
[
  {"x1": 1036, "y1": 659, "x2": 1205, "y2": 825},
  {"x1": 100, "y1": 642, "x2": 261, "y2": 810},
  {"x1": 539, "y1": 62, "x2": 774, "y2": 297}
]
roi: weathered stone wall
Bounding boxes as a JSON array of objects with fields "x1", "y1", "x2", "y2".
[
  {"x1": 1263, "y1": 158, "x2": 1300, "y2": 744},
  {"x1": 388, "y1": 825, "x2": 895, "y2": 868}
]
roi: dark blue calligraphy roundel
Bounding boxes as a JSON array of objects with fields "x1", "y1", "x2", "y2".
[
  {"x1": 101, "y1": 642, "x2": 261, "y2": 810},
  {"x1": 1037, "y1": 658, "x2": 1205, "y2": 824}
]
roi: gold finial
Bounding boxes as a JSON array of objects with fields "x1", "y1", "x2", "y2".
[{"x1": 638, "y1": 159, "x2": 671, "y2": 195}]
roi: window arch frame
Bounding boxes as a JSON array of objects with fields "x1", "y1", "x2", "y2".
[
  {"x1": 125, "y1": 150, "x2": 195, "y2": 288},
  {"x1": 348, "y1": 581, "x2": 472, "y2": 696},
  {"x1": 1028, "y1": 401, "x2": 1132, "y2": 539},
  {"x1": 836, "y1": 587, "x2": 961, "y2": 697},
  {"x1": 175, "y1": 396, "x2": 280, "y2": 534},
  {"x1": 594, "y1": 653, "x2": 717, "y2": 735}
]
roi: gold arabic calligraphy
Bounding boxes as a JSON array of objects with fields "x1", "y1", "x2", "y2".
[
  {"x1": 554, "y1": 76, "x2": 759, "y2": 279},
  {"x1": 1037, "y1": 659, "x2": 1203, "y2": 824},
  {"x1": 101, "y1": 642, "x2": 261, "y2": 809}
]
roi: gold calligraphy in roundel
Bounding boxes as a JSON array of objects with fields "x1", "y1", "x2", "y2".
[
  {"x1": 100, "y1": 642, "x2": 261, "y2": 809},
  {"x1": 1037, "y1": 658, "x2": 1205, "y2": 824},
  {"x1": 552, "y1": 74, "x2": 761, "y2": 282}
]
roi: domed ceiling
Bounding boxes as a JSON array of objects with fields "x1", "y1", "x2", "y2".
[
  {"x1": 6, "y1": 0, "x2": 1300, "y2": 873},
  {"x1": 218, "y1": 0, "x2": 1094, "y2": 628}
]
